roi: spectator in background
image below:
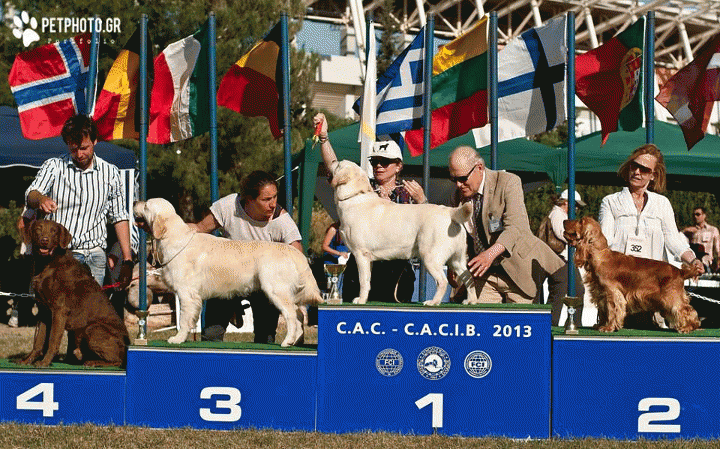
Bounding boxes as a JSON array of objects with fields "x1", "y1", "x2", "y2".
[
  {"x1": 683, "y1": 207, "x2": 720, "y2": 273},
  {"x1": 541, "y1": 189, "x2": 586, "y2": 325},
  {"x1": 322, "y1": 221, "x2": 349, "y2": 265}
]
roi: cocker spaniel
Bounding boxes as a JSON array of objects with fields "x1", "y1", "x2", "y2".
[{"x1": 563, "y1": 216, "x2": 700, "y2": 333}]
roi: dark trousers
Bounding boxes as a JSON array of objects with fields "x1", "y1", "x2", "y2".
[
  {"x1": 202, "y1": 292, "x2": 279, "y2": 343},
  {"x1": 543, "y1": 262, "x2": 585, "y2": 327},
  {"x1": 341, "y1": 255, "x2": 415, "y2": 303}
]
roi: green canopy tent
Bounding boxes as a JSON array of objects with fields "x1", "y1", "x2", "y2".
[{"x1": 562, "y1": 120, "x2": 720, "y2": 193}]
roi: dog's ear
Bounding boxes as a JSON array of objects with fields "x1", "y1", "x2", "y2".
[
  {"x1": 574, "y1": 241, "x2": 590, "y2": 268},
  {"x1": 152, "y1": 217, "x2": 167, "y2": 240},
  {"x1": 29, "y1": 220, "x2": 40, "y2": 237},
  {"x1": 58, "y1": 224, "x2": 72, "y2": 249}
]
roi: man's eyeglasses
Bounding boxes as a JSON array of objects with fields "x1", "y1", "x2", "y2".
[
  {"x1": 629, "y1": 160, "x2": 653, "y2": 175},
  {"x1": 450, "y1": 165, "x2": 477, "y2": 184},
  {"x1": 369, "y1": 157, "x2": 395, "y2": 167}
]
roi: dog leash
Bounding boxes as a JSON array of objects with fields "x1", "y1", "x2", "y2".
[
  {"x1": 152, "y1": 232, "x2": 195, "y2": 268},
  {"x1": 688, "y1": 291, "x2": 720, "y2": 305},
  {"x1": 100, "y1": 266, "x2": 166, "y2": 290}
]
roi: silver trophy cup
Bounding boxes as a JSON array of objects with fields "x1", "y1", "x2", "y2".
[{"x1": 324, "y1": 264, "x2": 346, "y2": 304}]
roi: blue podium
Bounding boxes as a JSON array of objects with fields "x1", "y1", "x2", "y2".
[
  {"x1": 125, "y1": 345, "x2": 317, "y2": 430},
  {"x1": 317, "y1": 304, "x2": 552, "y2": 437},
  {"x1": 553, "y1": 335, "x2": 720, "y2": 439},
  {"x1": 0, "y1": 368, "x2": 125, "y2": 425}
]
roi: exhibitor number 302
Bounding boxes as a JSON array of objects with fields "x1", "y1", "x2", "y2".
[{"x1": 493, "y1": 324, "x2": 532, "y2": 338}]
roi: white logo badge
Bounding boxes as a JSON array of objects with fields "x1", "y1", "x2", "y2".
[
  {"x1": 464, "y1": 350, "x2": 492, "y2": 378},
  {"x1": 13, "y1": 11, "x2": 40, "y2": 48},
  {"x1": 376, "y1": 348, "x2": 403, "y2": 377},
  {"x1": 417, "y1": 346, "x2": 451, "y2": 380}
]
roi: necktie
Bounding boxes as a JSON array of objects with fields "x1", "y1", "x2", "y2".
[{"x1": 472, "y1": 193, "x2": 485, "y2": 255}]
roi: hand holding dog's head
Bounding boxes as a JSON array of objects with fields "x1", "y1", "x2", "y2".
[{"x1": 30, "y1": 220, "x2": 71, "y2": 257}]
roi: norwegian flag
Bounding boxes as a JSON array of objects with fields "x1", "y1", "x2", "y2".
[{"x1": 9, "y1": 34, "x2": 91, "y2": 140}]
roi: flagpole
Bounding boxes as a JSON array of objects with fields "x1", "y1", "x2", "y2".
[
  {"x1": 137, "y1": 14, "x2": 149, "y2": 342},
  {"x1": 418, "y1": 15, "x2": 434, "y2": 303},
  {"x1": 645, "y1": 11, "x2": 655, "y2": 144},
  {"x1": 566, "y1": 12, "x2": 577, "y2": 299},
  {"x1": 281, "y1": 13, "x2": 292, "y2": 214},
  {"x1": 489, "y1": 11, "x2": 498, "y2": 169},
  {"x1": 86, "y1": 16, "x2": 100, "y2": 115},
  {"x1": 209, "y1": 12, "x2": 218, "y2": 204}
]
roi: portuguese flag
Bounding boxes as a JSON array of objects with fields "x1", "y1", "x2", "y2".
[
  {"x1": 148, "y1": 19, "x2": 211, "y2": 144},
  {"x1": 403, "y1": 17, "x2": 489, "y2": 156},
  {"x1": 576, "y1": 17, "x2": 645, "y2": 146},
  {"x1": 93, "y1": 27, "x2": 152, "y2": 141},
  {"x1": 217, "y1": 21, "x2": 283, "y2": 139}
]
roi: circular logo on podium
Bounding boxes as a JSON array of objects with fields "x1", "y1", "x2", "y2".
[
  {"x1": 417, "y1": 346, "x2": 451, "y2": 380},
  {"x1": 376, "y1": 349, "x2": 403, "y2": 377},
  {"x1": 464, "y1": 350, "x2": 492, "y2": 378}
]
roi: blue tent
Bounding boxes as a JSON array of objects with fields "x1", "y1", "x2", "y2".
[{"x1": 0, "y1": 106, "x2": 136, "y2": 169}]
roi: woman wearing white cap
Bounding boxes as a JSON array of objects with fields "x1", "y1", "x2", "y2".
[{"x1": 312, "y1": 113, "x2": 425, "y2": 302}]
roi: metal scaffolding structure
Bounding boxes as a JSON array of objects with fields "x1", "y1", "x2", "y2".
[{"x1": 305, "y1": 0, "x2": 720, "y2": 68}]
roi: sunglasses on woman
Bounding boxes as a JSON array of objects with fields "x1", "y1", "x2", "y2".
[
  {"x1": 629, "y1": 160, "x2": 653, "y2": 175},
  {"x1": 369, "y1": 157, "x2": 395, "y2": 167}
]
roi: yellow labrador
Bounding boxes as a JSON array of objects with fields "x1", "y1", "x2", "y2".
[
  {"x1": 133, "y1": 198, "x2": 322, "y2": 346},
  {"x1": 330, "y1": 160, "x2": 477, "y2": 305}
]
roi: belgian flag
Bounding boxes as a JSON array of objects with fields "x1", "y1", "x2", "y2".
[
  {"x1": 217, "y1": 21, "x2": 283, "y2": 139},
  {"x1": 93, "y1": 27, "x2": 153, "y2": 141}
]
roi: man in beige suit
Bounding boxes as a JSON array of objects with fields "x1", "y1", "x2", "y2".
[{"x1": 449, "y1": 146, "x2": 564, "y2": 303}]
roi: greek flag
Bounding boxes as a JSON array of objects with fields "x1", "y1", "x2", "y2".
[{"x1": 353, "y1": 27, "x2": 426, "y2": 137}]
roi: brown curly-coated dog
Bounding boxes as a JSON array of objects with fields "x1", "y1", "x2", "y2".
[{"x1": 563, "y1": 216, "x2": 700, "y2": 333}]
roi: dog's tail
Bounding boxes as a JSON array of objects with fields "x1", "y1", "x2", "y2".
[
  {"x1": 681, "y1": 263, "x2": 702, "y2": 280},
  {"x1": 451, "y1": 201, "x2": 474, "y2": 226},
  {"x1": 293, "y1": 254, "x2": 324, "y2": 306}
]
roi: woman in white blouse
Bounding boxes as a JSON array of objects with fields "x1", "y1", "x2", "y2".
[{"x1": 599, "y1": 143, "x2": 703, "y2": 273}]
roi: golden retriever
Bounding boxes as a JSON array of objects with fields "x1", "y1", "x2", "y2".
[
  {"x1": 329, "y1": 160, "x2": 477, "y2": 305},
  {"x1": 133, "y1": 198, "x2": 322, "y2": 346},
  {"x1": 563, "y1": 216, "x2": 700, "y2": 333}
]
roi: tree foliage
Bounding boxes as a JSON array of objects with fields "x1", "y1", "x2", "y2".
[{"x1": 1, "y1": 0, "x2": 321, "y2": 221}]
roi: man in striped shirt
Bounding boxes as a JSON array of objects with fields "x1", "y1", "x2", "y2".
[{"x1": 25, "y1": 115, "x2": 134, "y2": 289}]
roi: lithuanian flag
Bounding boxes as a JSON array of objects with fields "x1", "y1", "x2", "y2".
[
  {"x1": 93, "y1": 27, "x2": 152, "y2": 141},
  {"x1": 404, "y1": 17, "x2": 489, "y2": 156},
  {"x1": 217, "y1": 21, "x2": 282, "y2": 139}
]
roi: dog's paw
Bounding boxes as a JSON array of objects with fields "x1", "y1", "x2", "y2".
[
  {"x1": 423, "y1": 299, "x2": 441, "y2": 306},
  {"x1": 33, "y1": 359, "x2": 52, "y2": 368},
  {"x1": 462, "y1": 298, "x2": 480, "y2": 305},
  {"x1": 598, "y1": 325, "x2": 616, "y2": 332},
  {"x1": 167, "y1": 334, "x2": 186, "y2": 344},
  {"x1": 352, "y1": 297, "x2": 367, "y2": 304}
]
